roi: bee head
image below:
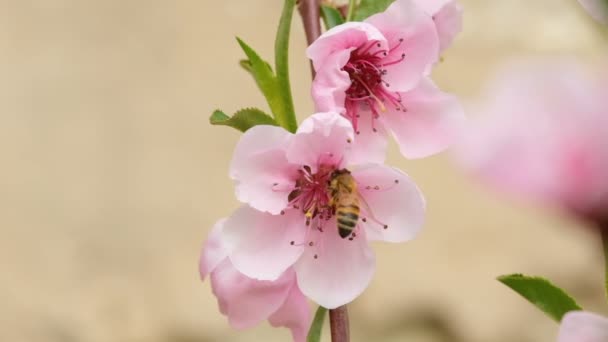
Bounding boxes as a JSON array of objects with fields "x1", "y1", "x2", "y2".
[{"x1": 330, "y1": 168, "x2": 350, "y2": 179}]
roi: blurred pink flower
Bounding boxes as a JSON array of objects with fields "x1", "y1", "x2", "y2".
[
  {"x1": 307, "y1": 0, "x2": 464, "y2": 160},
  {"x1": 200, "y1": 219, "x2": 311, "y2": 342},
  {"x1": 558, "y1": 311, "x2": 608, "y2": 342},
  {"x1": 413, "y1": 0, "x2": 463, "y2": 52},
  {"x1": 577, "y1": 0, "x2": 608, "y2": 24},
  {"x1": 225, "y1": 112, "x2": 426, "y2": 308},
  {"x1": 457, "y1": 60, "x2": 608, "y2": 222}
]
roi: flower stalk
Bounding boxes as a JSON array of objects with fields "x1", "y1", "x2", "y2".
[
  {"x1": 297, "y1": 0, "x2": 322, "y2": 76},
  {"x1": 601, "y1": 220, "x2": 608, "y2": 301},
  {"x1": 329, "y1": 306, "x2": 350, "y2": 342}
]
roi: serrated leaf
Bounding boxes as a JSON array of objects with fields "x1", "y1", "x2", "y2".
[
  {"x1": 210, "y1": 108, "x2": 278, "y2": 132},
  {"x1": 235, "y1": 38, "x2": 287, "y2": 123},
  {"x1": 321, "y1": 5, "x2": 345, "y2": 29},
  {"x1": 307, "y1": 306, "x2": 327, "y2": 342},
  {"x1": 353, "y1": 0, "x2": 395, "y2": 21},
  {"x1": 498, "y1": 274, "x2": 582, "y2": 322}
]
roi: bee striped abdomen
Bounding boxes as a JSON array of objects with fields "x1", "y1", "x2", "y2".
[{"x1": 336, "y1": 203, "x2": 359, "y2": 238}]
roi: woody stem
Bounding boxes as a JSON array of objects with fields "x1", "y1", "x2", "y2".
[
  {"x1": 329, "y1": 305, "x2": 350, "y2": 342},
  {"x1": 297, "y1": 0, "x2": 321, "y2": 76}
]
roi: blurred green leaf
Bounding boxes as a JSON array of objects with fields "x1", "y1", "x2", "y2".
[
  {"x1": 273, "y1": 0, "x2": 298, "y2": 133},
  {"x1": 321, "y1": 5, "x2": 345, "y2": 29},
  {"x1": 353, "y1": 0, "x2": 395, "y2": 21},
  {"x1": 209, "y1": 108, "x2": 278, "y2": 132},
  {"x1": 307, "y1": 306, "x2": 327, "y2": 342},
  {"x1": 498, "y1": 274, "x2": 582, "y2": 322}
]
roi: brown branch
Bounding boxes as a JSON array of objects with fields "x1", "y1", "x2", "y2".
[
  {"x1": 329, "y1": 305, "x2": 350, "y2": 342},
  {"x1": 297, "y1": 0, "x2": 322, "y2": 77}
]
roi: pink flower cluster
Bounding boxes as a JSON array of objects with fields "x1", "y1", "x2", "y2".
[
  {"x1": 457, "y1": 60, "x2": 608, "y2": 223},
  {"x1": 200, "y1": 0, "x2": 463, "y2": 339}
]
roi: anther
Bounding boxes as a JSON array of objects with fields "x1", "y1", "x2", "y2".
[
  {"x1": 374, "y1": 185, "x2": 380, "y2": 190},
  {"x1": 280, "y1": 210, "x2": 285, "y2": 215},
  {"x1": 347, "y1": 138, "x2": 352, "y2": 143},
  {"x1": 273, "y1": 182, "x2": 278, "y2": 186},
  {"x1": 362, "y1": 218, "x2": 367, "y2": 222},
  {"x1": 290, "y1": 241, "x2": 295, "y2": 245},
  {"x1": 394, "y1": 179, "x2": 399, "y2": 184},
  {"x1": 314, "y1": 254, "x2": 318, "y2": 259},
  {"x1": 348, "y1": 237, "x2": 354, "y2": 241},
  {"x1": 372, "y1": 128, "x2": 377, "y2": 132},
  {"x1": 383, "y1": 225, "x2": 388, "y2": 229},
  {"x1": 376, "y1": 43, "x2": 381, "y2": 47},
  {"x1": 399, "y1": 38, "x2": 404, "y2": 42},
  {"x1": 356, "y1": 131, "x2": 361, "y2": 135},
  {"x1": 308, "y1": 241, "x2": 314, "y2": 246}
]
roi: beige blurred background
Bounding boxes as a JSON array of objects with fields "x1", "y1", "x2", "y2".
[{"x1": 1, "y1": 0, "x2": 607, "y2": 341}]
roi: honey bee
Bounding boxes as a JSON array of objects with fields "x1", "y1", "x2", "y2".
[{"x1": 328, "y1": 169, "x2": 360, "y2": 239}]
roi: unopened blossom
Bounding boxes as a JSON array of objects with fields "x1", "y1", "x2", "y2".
[
  {"x1": 224, "y1": 112, "x2": 426, "y2": 309},
  {"x1": 577, "y1": 0, "x2": 608, "y2": 24},
  {"x1": 200, "y1": 219, "x2": 311, "y2": 341},
  {"x1": 307, "y1": 0, "x2": 464, "y2": 161},
  {"x1": 456, "y1": 60, "x2": 608, "y2": 222},
  {"x1": 412, "y1": 0, "x2": 463, "y2": 52},
  {"x1": 557, "y1": 311, "x2": 608, "y2": 342}
]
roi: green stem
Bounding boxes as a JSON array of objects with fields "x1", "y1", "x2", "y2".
[
  {"x1": 275, "y1": 0, "x2": 298, "y2": 133},
  {"x1": 346, "y1": 0, "x2": 356, "y2": 21}
]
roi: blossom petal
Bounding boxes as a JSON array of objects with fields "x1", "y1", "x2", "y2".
[
  {"x1": 307, "y1": 21, "x2": 387, "y2": 72},
  {"x1": 311, "y1": 50, "x2": 352, "y2": 115},
  {"x1": 558, "y1": 311, "x2": 608, "y2": 342},
  {"x1": 352, "y1": 165, "x2": 425, "y2": 242},
  {"x1": 230, "y1": 125, "x2": 299, "y2": 214},
  {"x1": 223, "y1": 206, "x2": 306, "y2": 281},
  {"x1": 365, "y1": 0, "x2": 439, "y2": 91},
  {"x1": 287, "y1": 112, "x2": 355, "y2": 171},
  {"x1": 294, "y1": 227, "x2": 376, "y2": 309},
  {"x1": 268, "y1": 282, "x2": 311, "y2": 342},
  {"x1": 210, "y1": 260, "x2": 295, "y2": 329},
  {"x1": 199, "y1": 218, "x2": 228, "y2": 280},
  {"x1": 383, "y1": 78, "x2": 464, "y2": 158},
  {"x1": 577, "y1": 0, "x2": 608, "y2": 24},
  {"x1": 348, "y1": 113, "x2": 388, "y2": 165}
]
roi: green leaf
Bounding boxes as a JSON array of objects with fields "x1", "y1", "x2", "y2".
[
  {"x1": 209, "y1": 108, "x2": 278, "y2": 132},
  {"x1": 236, "y1": 38, "x2": 289, "y2": 123},
  {"x1": 307, "y1": 306, "x2": 328, "y2": 342},
  {"x1": 498, "y1": 274, "x2": 582, "y2": 322},
  {"x1": 353, "y1": 0, "x2": 395, "y2": 21},
  {"x1": 321, "y1": 5, "x2": 345, "y2": 29},
  {"x1": 273, "y1": 0, "x2": 298, "y2": 133}
]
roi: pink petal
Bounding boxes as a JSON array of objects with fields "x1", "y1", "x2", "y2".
[
  {"x1": 347, "y1": 114, "x2": 388, "y2": 165},
  {"x1": 307, "y1": 22, "x2": 387, "y2": 72},
  {"x1": 365, "y1": 0, "x2": 440, "y2": 91},
  {"x1": 578, "y1": 0, "x2": 608, "y2": 24},
  {"x1": 210, "y1": 260, "x2": 295, "y2": 329},
  {"x1": 412, "y1": 0, "x2": 463, "y2": 52},
  {"x1": 230, "y1": 125, "x2": 299, "y2": 215},
  {"x1": 287, "y1": 112, "x2": 355, "y2": 171},
  {"x1": 558, "y1": 311, "x2": 608, "y2": 342},
  {"x1": 311, "y1": 49, "x2": 352, "y2": 114},
  {"x1": 383, "y1": 78, "x2": 464, "y2": 159},
  {"x1": 294, "y1": 227, "x2": 376, "y2": 309},
  {"x1": 199, "y1": 218, "x2": 228, "y2": 280},
  {"x1": 223, "y1": 206, "x2": 306, "y2": 281},
  {"x1": 268, "y1": 282, "x2": 311, "y2": 342},
  {"x1": 352, "y1": 164, "x2": 425, "y2": 242}
]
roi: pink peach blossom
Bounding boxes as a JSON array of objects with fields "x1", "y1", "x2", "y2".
[
  {"x1": 456, "y1": 60, "x2": 608, "y2": 222},
  {"x1": 412, "y1": 0, "x2": 463, "y2": 52},
  {"x1": 307, "y1": 0, "x2": 464, "y2": 160},
  {"x1": 200, "y1": 219, "x2": 311, "y2": 341},
  {"x1": 224, "y1": 112, "x2": 426, "y2": 308},
  {"x1": 577, "y1": 0, "x2": 608, "y2": 24},
  {"x1": 557, "y1": 311, "x2": 608, "y2": 342}
]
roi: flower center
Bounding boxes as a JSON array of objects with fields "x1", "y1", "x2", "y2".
[
  {"x1": 286, "y1": 164, "x2": 335, "y2": 224},
  {"x1": 343, "y1": 39, "x2": 407, "y2": 132}
]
